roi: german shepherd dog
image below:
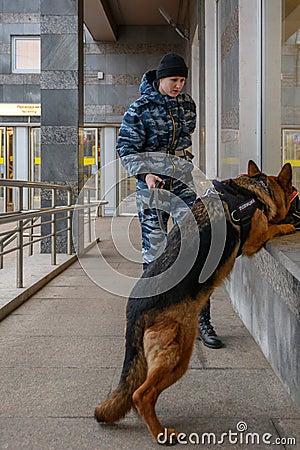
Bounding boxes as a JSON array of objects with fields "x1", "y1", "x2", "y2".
[{"x1": 94, "y1": 161, "x2": 295, "y2": 444}]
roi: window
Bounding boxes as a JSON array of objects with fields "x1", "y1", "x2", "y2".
[
  {"x1": 12, "y1": 36, "x2": 40, "y2": 73},
  {"x1": 281, "y1": 2, "x2": 300, "y2": 190}
]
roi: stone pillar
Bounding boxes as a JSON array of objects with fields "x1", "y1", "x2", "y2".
[{"x1": 40, "y1": 0, "x2": 84, "y2": 252}]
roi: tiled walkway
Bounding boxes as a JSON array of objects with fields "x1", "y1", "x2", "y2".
[{"x1": 0, "y1": 217, "x2": 299, "y2": 449}]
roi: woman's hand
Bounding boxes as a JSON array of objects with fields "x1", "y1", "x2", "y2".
[{"x1": 145, "y1": 174, "x2": 165, "y2": 190}]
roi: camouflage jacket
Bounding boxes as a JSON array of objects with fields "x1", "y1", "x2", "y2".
[{"x1": 116, "y1": 70, "x2": 197, "y2": 182}]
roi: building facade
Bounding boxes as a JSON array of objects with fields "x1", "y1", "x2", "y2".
[{"x1": 0, "y1": 0, "x2": 299, "y2": 211}]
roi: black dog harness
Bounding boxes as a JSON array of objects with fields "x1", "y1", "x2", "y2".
[{"x1": 208, "y1": 179, "x2": 266, "y2": 255}]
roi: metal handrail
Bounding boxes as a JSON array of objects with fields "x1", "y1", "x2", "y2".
[
  {"x1": 0, "y1": 179, "x2": 107, "y2": 288},
  {"x1": 0, "y1": 179, "x2": 73, "y2": 190},
  {"x1": 0, "y1": 217, "x2": 39, "y2": 268}
]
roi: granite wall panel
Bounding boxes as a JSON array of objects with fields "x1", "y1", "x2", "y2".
[
  {"x1": 126, "y1": 84, "x2": 141, "y2": 105},
  {"x1": 0, "y1": 74, "x2": 40, "y2": 85},
  {"x1": 23, "y1": 84, "x2": 40, "y2": 102},
  {"x1": 42, "y1": 35, "x2": 78, "y2": 71},
  {"x1": 85, "y1": 42, "x2": 185, "y2": 56},
  {"x1": 41, "y1": 15, "x2": 78, "y2": 34},
  {"x1": 0, "y1": 23, "x2": 39, "y2": 44},
  {"x1": 41, "y1": 125, "x2": 78, "y2": 145},
  {"x1": 3, "y1": 84, "x2": 24, "y2": 101},
  {"x1": 41, "y1": 144, "x2": 79, "y2": 182},
  {"x1": 0, "y1": 43, "x2": 10, "y2": 53},
  {"x1": 84, "y1": 73, "x2": 142, "y2": 86},
  {"x1": 0, "y1": 53, "x2": 10, "y2": 73},
  {"x1": 41, "y1": 89, "x2": 79, "y2": 125},
  {"x1": 40, "y1": 71, "x2": 78, "y2": 90},
  {"x1": 84, "y1": 84, "x2": 126, "y2": 106},
  {"x1": 2, "y1": 0, "x2": 39, "y2": 13},
  {"x1": 40, "y1": 0, "x2": 78, "y2": 16},
  {"x1": 22, "y1": 23, "x2": 40, "y2": 34},
  {"x1": 2, "y1": 83, "x2": 40, "y2": 103},
  {"x1": 0, "y1": 13, "x2": 39, "y2": 24}
]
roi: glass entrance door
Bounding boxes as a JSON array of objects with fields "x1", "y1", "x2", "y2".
[
  {"x1": 0, "y1": 127, "x2": 14, "y2": 212},
  {"x1": 30, "y1": 127, "x2": 41, "y2": 209},
  {"x1": 117, "y1": 163, "x2": 137, "y2": 216},
  {"x1": 83, "y1": 128, "x2": 101, "y2": 205},
  {"x1": 6, "y1": 128, "x2": 14, "y2": 211},
  {"x1": 0, "y1": 128, "x2": 5, "y2": 212}
]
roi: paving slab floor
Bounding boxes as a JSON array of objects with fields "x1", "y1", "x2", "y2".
[{"x1": 0, "y1": 217, "x2": 299, "y2": 450}]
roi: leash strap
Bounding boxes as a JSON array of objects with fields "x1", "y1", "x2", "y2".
[{"x1": 148, "y1": 181, "x2": 168, "y2": 235}]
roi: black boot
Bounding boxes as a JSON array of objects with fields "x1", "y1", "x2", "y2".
[{"x1": 198, "y1": 299, "x2": 223, "y2": 349}]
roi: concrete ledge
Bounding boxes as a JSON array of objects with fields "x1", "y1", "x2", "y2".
[
  {"x1": 0, "y1": 254, "x2": 77, "y2": 321},
  {"x1": 265, "y1": 233, "x2": 300, "y2": 284},
  {"x1": 225, "y1": 232, "x2": 300, "y2": 409}
]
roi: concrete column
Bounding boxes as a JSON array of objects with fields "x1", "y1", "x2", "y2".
[
  {"x1": 40, "y1": 0, "x2": 84, "y2": 252},
  {"x1": 191, "y1": 28, "x2": 200, "y2": 169},
  {"x1": 262, "y1": 0, "x2": 282, "y2": 174},
  {"x1": 239, "y1": 0, "x2": 262, "y2": 170},
  {"x1": 204, "y1": 0, "x2": 218, "y2": 179}
]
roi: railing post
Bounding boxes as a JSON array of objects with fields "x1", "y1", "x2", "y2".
[
  {"x1": 16, "y1": 186, "x2": 23, "y2": 288},
  {"x1": 28, "y1": 218, "x2": 34, "y2": 256},
  {"x1": 0, "y1": 242, "x2": 3, "y2": 269},
  {"x1": 67, "y1": 188, "x2": 72, "y2": 255},
  {"x1": 0, "y1": 180, "x2": 86, "y2": 287},
  {"x1": 51, "y1": 188, "x2": 57, "y2": 265},
  {"x1": 87, "y1": 188, "x2": 92, "y2": 243}
]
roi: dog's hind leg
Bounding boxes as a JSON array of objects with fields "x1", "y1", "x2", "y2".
[{"x1": 132, "y1": 315, "x2": 197, "y2": 444}]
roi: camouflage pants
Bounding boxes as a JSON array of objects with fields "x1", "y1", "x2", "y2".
[{"x1": 136, "y1": 177, "x2": 196, "y2": 268}]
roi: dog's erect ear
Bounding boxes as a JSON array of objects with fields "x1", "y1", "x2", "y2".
[
  {"x1": 248, "y1": 160, "x2": 261, "y2": 177},
  {"x1": 278, "y1": 163, "x2": 292, "y2": 188}
]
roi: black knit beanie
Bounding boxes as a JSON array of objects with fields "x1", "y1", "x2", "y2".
[{"x1": 156, "y1": 53, "x2": 188, "y2": 80}]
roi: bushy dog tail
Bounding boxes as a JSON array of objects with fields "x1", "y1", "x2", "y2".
[
  {"x1": 94, "y1": 384, "x2": 133, "y2": 424},
  {"x1": 94, "y1": 319, "x2": 146, "y2": 424}
]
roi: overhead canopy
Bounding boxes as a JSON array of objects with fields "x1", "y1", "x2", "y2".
[
  {"x1": 84, "y1": 0, "x2": 188, "y2": 41},
  {"x1": 284, "y1": 0, "x2": 300, "y2": 41}
]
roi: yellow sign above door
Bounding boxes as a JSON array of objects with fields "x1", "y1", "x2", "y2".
[{"x1": 0, "y1": 103, "x2": 41, "y2": 116}]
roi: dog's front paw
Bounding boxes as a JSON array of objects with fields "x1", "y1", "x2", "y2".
[
  {"x1": 157, "y1": 427, "x2": 179, "y2": 446},
  {"x1": 271, "y1": 223, "x2": 296, "y2": 238},
  {"x1": 282, "y1": 224, "x2": 296, "y2": 235}
]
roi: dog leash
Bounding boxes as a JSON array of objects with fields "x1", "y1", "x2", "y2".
[{"x1": 148, "y1": 180, "x2": 167, "y2": 235}]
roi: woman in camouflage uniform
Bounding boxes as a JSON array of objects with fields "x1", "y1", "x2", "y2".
[{"x1": 117, "y1": 53, "x2": 222, "y2": 349}]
